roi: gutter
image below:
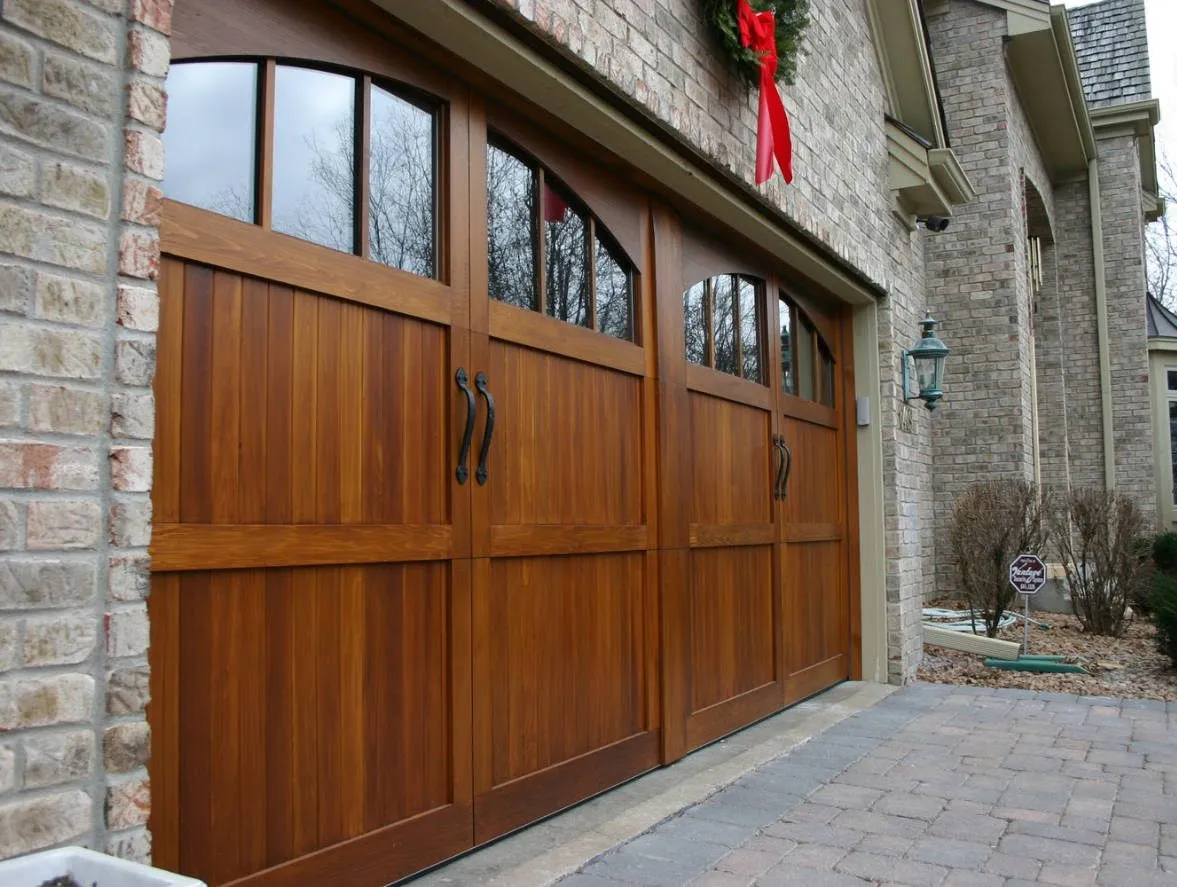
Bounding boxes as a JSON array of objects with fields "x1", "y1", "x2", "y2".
[{"x1": 1088, "y1": 157, "x2": 1116, "y2": 490}]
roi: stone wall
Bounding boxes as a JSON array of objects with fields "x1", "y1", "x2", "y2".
[{"x1": 0, "y1": 0, "x2": 167, "y2": 863}]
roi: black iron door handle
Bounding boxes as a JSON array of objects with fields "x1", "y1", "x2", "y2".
[
  {"x1": 772, "y1": 435, "x2": 786, "y2": 501},
  {"x1": 475, "y1": 371, "x2": 495, "y2": 485},
  {"x1": 455, "y1": 368, "x2": 476, "y2": 484},
  {"x1": 780, "y1": 439, "x2": 793, "y2": 500}
]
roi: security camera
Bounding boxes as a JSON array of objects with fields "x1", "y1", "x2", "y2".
[{"x1": 917, "y1": 215, "x2": 950, "y2": 232}]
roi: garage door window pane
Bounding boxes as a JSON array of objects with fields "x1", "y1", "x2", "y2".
[
  {"x1": 544, "y1": 182, "x2": 589, "y2": 328},
  {"x1": 369, "y1": 85, "x2": 435, "y2": 277},
  {"x1": 488, "y1": 144, "x2": 537, "y2": 310},
  {"x1": 596, "y1": 237, "x2": 632, "y2": 340},
  {"x1": 713, "y1": 275, "x2": 737, "y2": 376},
  {"x1": 272, "y1": 66, "x2": 355, "y2": 253},
  {"x1": 163, "y1": 62, "x2": 257, "y2": 222},
  {"x1": 739, "y1": 277, "x2": 761, "y2": 383},
  {"x1": 684, "y1": 282, "x2": 707, "y2": 366}
]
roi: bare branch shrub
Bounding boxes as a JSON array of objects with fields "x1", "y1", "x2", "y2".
[
  {"x1": 948, "y1": 478, "x2": 1048, "y2": 637},
  {"x1": 1049, "y1": 487, "x2": 1150, "y2": 636}
]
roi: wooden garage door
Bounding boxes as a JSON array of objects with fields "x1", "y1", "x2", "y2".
[
  {"x1": 777, "y1": 290, "x2": 857, "y2": 705},
  {"x1": 149, "y1": 20, "x2": 478, "y2": 885},
  {"x1": 466, "y1": 106, "x2": 661, "y2": 842}
]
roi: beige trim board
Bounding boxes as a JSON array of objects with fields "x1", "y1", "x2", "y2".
[
  {"x1": 865, "y1": 0, "x2": 944, "y2": 147},
  {"x1": 375, "y1": 0, "x2": 882, "y2": 306},
  {"x1": 854, "y1": 303, "x2": 888, "y2": 683}
]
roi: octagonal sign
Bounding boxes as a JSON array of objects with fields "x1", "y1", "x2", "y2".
[{"x1": 1009, "y1": 553, "x2": 1047, "y2": 595}]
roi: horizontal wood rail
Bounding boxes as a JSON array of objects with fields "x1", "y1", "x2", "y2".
[
  {"x1": 685, "y1": 363, "x2": 774, "y2": 409},
  {"x1": 161, "y1": 201, "x2": 457, "y2": 327},
  {"x1": 489, "y1": 300, "x2": 645, "y2": 375},
  {"x1": 782, "y1": 522, "x2": 842, "y2": 543},
  {"x1": 689, "y1": 523, "x2": 774, "y2": 548},
  {"x1": 151, "y1": 524, "x2": 454, "y2": 571},
  {"x1": 489, "y1": 524, "x2": 647, "y2": 557},
  {"x1": 779, "y1": 396, "x2": 839, "y2": 427}
]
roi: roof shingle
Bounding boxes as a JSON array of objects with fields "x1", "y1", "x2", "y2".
[{"x1": 1068, "y1": 0, "x2": 1152, "y2": 108}]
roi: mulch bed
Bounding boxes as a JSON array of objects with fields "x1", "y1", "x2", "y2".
[{"x1": 918, "y1": 609, "x2": 1177, "y2": 700}]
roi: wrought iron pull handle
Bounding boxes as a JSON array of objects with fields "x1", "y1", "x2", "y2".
[
  {"x1": 781, "y1": 439, "x2": 793, "y2": 500},
  {"x1": 772, "y1": 435, "x2": 786, "y2": 501},
  {"x1": 455, "y1": 368, "x2": 476, "y2": 484},
  {"x1": 475, "y1": 371, "x2": 495, "y2": 485}
]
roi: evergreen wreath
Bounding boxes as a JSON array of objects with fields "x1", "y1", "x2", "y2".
[{"x1": 701, "y1": 0, "x2": 810, "y2": 87}]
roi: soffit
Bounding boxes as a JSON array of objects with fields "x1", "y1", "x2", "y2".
[{"x1": 1002, "y1": 5, "x2": 1096, "y2": 183}]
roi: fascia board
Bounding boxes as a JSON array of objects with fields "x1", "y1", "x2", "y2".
[{"x1": 865, "y1": 0, "x2": 945, "y2": 147}]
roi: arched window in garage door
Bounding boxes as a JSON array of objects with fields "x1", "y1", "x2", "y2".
[
  {"x1": 682, "y1": 274, "x2": 764, "y2": 384},
  {"x1": 486, "y1": 138, "x2": 635, "y2": 341},
  {"x1": 162, "y1": 59, "x2": 441, "y2": 278},
  {"x1": 779, "y1": 294, "x2": 836, "y2": 406}
]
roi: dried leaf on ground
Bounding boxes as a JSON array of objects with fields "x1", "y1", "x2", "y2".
[{"x1": 919, "y1": 610, "x2": 1177, "y2": 700}]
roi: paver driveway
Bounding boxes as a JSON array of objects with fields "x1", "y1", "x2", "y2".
[{"x1": 559, "y1": 685, "x2": 1177, "y2": 887}]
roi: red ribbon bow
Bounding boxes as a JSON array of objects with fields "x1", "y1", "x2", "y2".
[{"x1": 737, "y1": 0, "x2": 793, "y2": 184}]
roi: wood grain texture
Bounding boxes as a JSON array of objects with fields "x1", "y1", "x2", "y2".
[
  {"x1": 479, "y1": 553, "x2": 649, "y2": 787},
  {"x1": 164, "y1": 563, "x2": 460, "y2": 885},
  {"x1": 488, "y1": 300, "x2": 645, "y2": 376},
  {"x1": 689, "y1": 393, "x2": 772, "y2": 526},
  {"x1": 162, "y1": 202, "x2": 458, "y2": 327}
]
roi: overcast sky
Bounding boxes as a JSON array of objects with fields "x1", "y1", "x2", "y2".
[{"x1": 1062, "y1": 0, "x2": 1176, "y2": 169}]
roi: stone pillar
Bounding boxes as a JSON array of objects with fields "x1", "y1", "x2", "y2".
[
  {"x1": 925, "y1": 0, "x2": 1038, "y2": 598},
  {"x1": 1098, "y1": 132, "x2": 1155, "y2": 520},
  {"x1": 0, "y1": 0, "x2": 169, "y2": 863}
]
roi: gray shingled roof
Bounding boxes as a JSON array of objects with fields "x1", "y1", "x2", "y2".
[
  {"x1": 1147, "y1": 293, "x2": 1177, "y2": 339},
  {"x1": 1068, "y1": 0, "x2": 1152, "y2": 108}
]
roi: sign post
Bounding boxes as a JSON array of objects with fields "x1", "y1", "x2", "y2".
[{"x1": 1009, "y1": 554, "x2": 1047, "y2": 653}]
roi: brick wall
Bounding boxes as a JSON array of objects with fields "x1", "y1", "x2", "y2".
[
  {"x1": 1055, "y1": 179, "x2": 1105, "y2": 492},
  {"x1": 924, "y1": 0, "x2": 1042, "y2": 597},
  {"x1": 0, "y1": 0, "x2": 168, "y2": 863},
  {"x1": 1098, "y1": 132, "x2": 1154, "y2": 520}
]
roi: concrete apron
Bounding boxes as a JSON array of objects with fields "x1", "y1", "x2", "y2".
[{"x1": 410, "y1": 681, "x2": 896, "y2": 886}]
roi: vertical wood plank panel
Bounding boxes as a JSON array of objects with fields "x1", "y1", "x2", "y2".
[
  {"x1": 264, "y1": 567, "x2": 294, "y2": 868},
  {"x1": 153, "y1": 259, "x2": 184, "y2": 524},
  {"x1": 179, "y1": 265, "x2": 214, "y2": 524},
  {"x1": 315, "y1": 566, "x2": 344, "y2": 847},
  {"x1": 238, "y1": 568, "x2": 268, "y2": 874},
  {"x1": 210, "y1": 271, "x2": 243, "y2": 523},
  {"x1": 291, "y1": 291, "x2": 319, "y2": 524},
  {"x1": 208, "y1": 571, "x2": 242, "y2": 883},
  {"x1": 265, "y1": 284, "x2": 295, "y2": 525},
  {"x1": 340, "y1": 302, "x2": 366, "y2": 524},
  {"x1": 178, "y1": 571, "x2": 213, "y2": 877},
  {"x1": 315, "y1": 298, "x2": 343, "y2": 525},
  {"x1": 147, "y1": 573, "x2": 180, "y2": 871},
  {"x1": 290, "y1": 567, "x2": 319, "y2": 856},
  {"x1": 238, "y1": 278, "x2": 270, "y2": 522}
]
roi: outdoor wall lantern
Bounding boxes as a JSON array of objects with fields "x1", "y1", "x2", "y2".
[{"x1": 902, "y1": 312, "x2": 949, "y2": 410}]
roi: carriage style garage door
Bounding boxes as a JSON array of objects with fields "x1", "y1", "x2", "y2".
[{"x1": 147, "y1": 2, "x2": 859, "y2": 885}]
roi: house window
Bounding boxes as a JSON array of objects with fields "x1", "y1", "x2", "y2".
[
  {"x1": 163, "y1": 60, "x2": 440, "y2": 279},
  {"x1": 682, "y1": 275, "x2": 764, "y2": 383},
  {"x1": 1169, "y1": 369, "x2": 1177, "y2": 505},
  {"x1": 780, "y1": 294, "x2": 835, "y2": 407},
  {"x1": 487, "y1": 139, "x2": 635, "y2": 341}
]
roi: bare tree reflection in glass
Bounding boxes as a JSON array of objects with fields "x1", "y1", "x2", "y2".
[
  {"x1": 683, "y1": 281, "x2": 707, "y2": 366},
  {"x1": 713, "y1": 274, "x2": 736, "y2": 375},
  {"x1": 596, "y1": 237, "x2": 632, "y2": 341},
  {"x1": 368, "y1": 86, "x2": 435, "y2": 277},
  {"x1": 487, "y1": 145, "x2": 537, "y2": 310},
  {"x1": 739, "y1": 277, "x2": 761, "y2": 383},
  {"x1": 272, "y1": 65, "x2": 354, "y2": 253},
  {"x1": 544, "y1": 182, "x2": 589, "y2": 327}
]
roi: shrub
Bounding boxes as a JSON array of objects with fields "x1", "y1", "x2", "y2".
[
  {"x1": 1154, "y1": 531, "x2": 1177, "y2": 575},
  {"x1": 1150, "y1": 572, "x2": 1177, "y2": 667},
  {"x1": 1049, "y1": 487, "x2": 1150, "y2": 636},
  {"x1": 948, "y1": 478, "x2": 1048, "y2": 637}
]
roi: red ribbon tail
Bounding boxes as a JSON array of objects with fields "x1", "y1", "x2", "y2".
[{"x1": 756, "y1": 69, "x2": 793, "y2": 185}]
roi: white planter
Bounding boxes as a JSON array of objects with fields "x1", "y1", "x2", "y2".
[{"x1": 0, "y1": 846, "x2": 205, "y2": 887}]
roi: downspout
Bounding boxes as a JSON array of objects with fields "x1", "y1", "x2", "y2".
[{"x1": 1088, "y1": 157, "x2": 1116, "y2": 490}]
